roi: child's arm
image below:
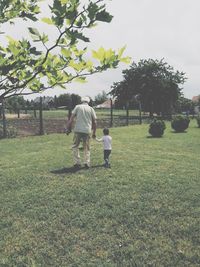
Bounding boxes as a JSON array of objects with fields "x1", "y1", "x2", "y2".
[{"x1": 95, "y1": 137, "x2": 103, "y2": 142}]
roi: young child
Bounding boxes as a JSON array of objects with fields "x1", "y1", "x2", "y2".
[{"x1": 95, "y1": 128, "x2": 112, "y2": 168}]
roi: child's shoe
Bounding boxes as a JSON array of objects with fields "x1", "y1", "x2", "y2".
[{"x1": 104, "y1": 162, "x2": 109, "y2": 168}]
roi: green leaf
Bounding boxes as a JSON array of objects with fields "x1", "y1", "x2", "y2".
[
  {"x1": 105, "y1": 49, "x2": 114, "y2": 59},
  {"x1": 92, "y1": 47, "x2": 105, "y2": 61},
  {"x1": 41, "y1": 17, "x2": 54, "y2": 25},
  {"x1": 6, "y1": 36, "x2": 18, "y2": 45},
  {"x1": 60, "y1": 0, "x2": 69, "y2": 4},
  {"x1": 74, "y1": 77, "x2": 87, "y2": 83},
  {"x1": 61, "y1": 48, "x2": 71, "y2": 58},
  {"x1": 41, "y1": 34, "x2": 49, "y2": 44},
  {"x1": 96, "y1": 9, "x2": 113, "y2": 23},
  {"x1": 118, "y1": 46, "x2": 126, "y2": 58},
  {"x1": 69, "y1": 60, "x2": 84, "y2": 71},
  {"x1": 75, "y1": 32, "x2": 90, "y2": 42},
  {"x1": 28, "y1": 27, "x2": 40, "y2": 36},
  {"x1": 120, "y1": 57, "x2": 131, "y2": 64},
  {"x1": 86, "y1": 60, "x2": 93, "y2": 71}
]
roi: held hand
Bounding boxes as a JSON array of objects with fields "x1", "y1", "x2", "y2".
[{"x1": 66, "y1": 128, "x2": 71, "y2": 135}]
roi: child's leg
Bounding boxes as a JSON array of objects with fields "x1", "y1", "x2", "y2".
[
  {"x1": 107, "y1": 150, "x2": 111, "y2": 167},
  {"x1": 104, "y1": 150, "x2": 108, "y2": 165},
  {"x1": 104, "y1": 150, "x2": 111, "y2": 167}
]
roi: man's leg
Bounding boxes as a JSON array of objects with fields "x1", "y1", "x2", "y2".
[
  {"x1": 82, "y1": 134, "x2": 90, "y2": 167},
  {"x1": 72, "y1": 133, "x2": 81, "y2": 166}
]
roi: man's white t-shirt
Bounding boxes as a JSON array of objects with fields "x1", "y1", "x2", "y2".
[{"x1": 72, "y1": 103, "x2": 97, "y2": 134}]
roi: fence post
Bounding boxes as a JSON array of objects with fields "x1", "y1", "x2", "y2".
[
  {"x1": 135, "y1": 94, "x2": 142, "y2": 125},
  {"x1": 2, "y1": 99, "x2": 7, "y2": 138},
  {"x1": 110, "y1": 98, "x2": 113, "y2": 127},
  {"x1": 39, "y1": 97, "x2": 44, "y2": 135},
  {"x1": 139, "y1": 101, "x2": 142, "y2": 124},
  {"x1": 126, "y1": 101, "x2": 129, "y2": 126},
  {"x1": 34, "y1": 105, "x2": 37, "y2": 118}
]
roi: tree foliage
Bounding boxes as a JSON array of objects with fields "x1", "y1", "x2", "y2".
[
  {"x1": 0, "y1": 0, "x2": 39, "y2": 24},
  {"x1": 94, "y1": 90, "x2": 108, "y2": 105},
  {"x1": 110, "y1": 59, "x2": 186, "y2": 116},
  {"x1": 5, "y1": 95, "x2": 27, "y2": 112},
  {"x1": 174, "y1": 96, "x2": 194, "y2": 114},
  {"x1": 3, "y1": 93, "x2": 82, "y2": 111},
  {"x1": 54, "y1": 93, "x2": 81, "y2": 108},
  {"x1": 0, "y1": 0, "x2": 130, "y2": 101}
]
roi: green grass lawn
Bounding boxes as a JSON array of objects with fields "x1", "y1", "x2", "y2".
[{"x1": 0, "y1": 120, "x2": 200, "y2": 266}]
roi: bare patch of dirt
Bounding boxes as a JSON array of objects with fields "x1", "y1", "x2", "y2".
[{"x1": 6, "y1": 114, "x2": 32, "y2": 119}]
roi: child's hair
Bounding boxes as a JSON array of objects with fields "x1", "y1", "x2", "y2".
[{"x1": 103, "y1": 128, "x2": 109, "y2": 135}]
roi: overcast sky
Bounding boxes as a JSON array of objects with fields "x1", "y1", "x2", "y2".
[
  {"x1": 3, "y1": 0, "x2": 200, "y2": 100},
  {"x1": 78, "y1": 0, "x2": 200, "y2": 100}
]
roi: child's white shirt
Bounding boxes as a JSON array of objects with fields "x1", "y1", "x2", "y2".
[{"x1": 96, "y1": 135, "x2": 112, "y2": 150}]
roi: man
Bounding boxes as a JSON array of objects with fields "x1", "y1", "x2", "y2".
[{"x1": 66, "y1": 96, "x2": 97, "y2": 169}]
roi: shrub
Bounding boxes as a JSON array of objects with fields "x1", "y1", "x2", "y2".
[
  {"x1": 149, "y1": 119, "x2": 166, "y2": 137},
  {"x1": 0, "y1": 124, "x2": 17, "y2": 139},
  {"x1": 196, "y1": 115, "x2": 200, "y2": 128},
  {"x1": 171, "y1": 115, "x2": 190, "y2": 132}
]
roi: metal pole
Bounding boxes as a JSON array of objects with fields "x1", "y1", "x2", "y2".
[
  {"x1": 139, "y1": 101, "x2": 142, "y2": 124},
  {"x1": 110, "y1": 98, "x2": 113, "y2": 127},
  {"x1": 39, "y1": 97, "x2": 44, "y2": 135},
  {"x1": 2, "y1": 99, "x2": 7, "y2": 138},
  {"x1": 126, "y1": 101, "x2": 129, "y2": 126},
  {"x1": 34, "y1": 105, "x2": 37, "y2": 118}
]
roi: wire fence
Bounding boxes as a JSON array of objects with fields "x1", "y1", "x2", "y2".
[{"x1": 0, "y1": 104, "x2": 152, "y2": 137}]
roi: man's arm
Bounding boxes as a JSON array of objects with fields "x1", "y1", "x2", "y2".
[
  {"x1": 66, "y1": 114, "x2": 75, "y2": 134},
  {"x1": 92, "y1": 118, "x2": 97, "y2": 138}
]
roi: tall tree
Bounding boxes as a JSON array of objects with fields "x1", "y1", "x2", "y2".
[
  {"x1": 5, "y1": 96, "x2": 27, "y2": 112},
  {"x1": 0, "y1": 0, "x2": 130, "y2": 102},
  {"x1": 110, "y1": 59, "x2": 186, "y2": 116}
]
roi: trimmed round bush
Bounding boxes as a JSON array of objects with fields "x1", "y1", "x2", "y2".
[
  {"x1": 196, "y1": 115, "x2": 200, "y2": 128},
  {"x1": 0, "y1": 125, "x2": 17, "y2": 139},
  {"x1": 171, "y1": 115, "x2": 190, "y2": 132},
  {"x1": 149, "y1": 119, "x2": 166, "y2": 137}
]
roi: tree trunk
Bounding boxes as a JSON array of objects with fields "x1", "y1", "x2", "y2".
[{"x1": 2, "y1": 99, "x2": 7, "y2": 138}]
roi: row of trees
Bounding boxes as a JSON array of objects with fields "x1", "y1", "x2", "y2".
[
  {"x1": 2, "y1": 93, "x2": 81, "y2": 113},
  {"x1": 1, "y1": 89, "x2": 196, "y2": 116},
  {"x1": 2, "y1": 91, "x2": 110, "y2": 113}
]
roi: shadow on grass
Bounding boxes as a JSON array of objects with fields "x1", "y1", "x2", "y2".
[
  {"x1": 170, "y1": 131, "x2": 187, "y2": 133},
  {"x1": 51, "y1": 164, "x2": 104, "y2": 174},
  {"x1": 146, "y1": 135, "x2": 164, "y2": 138}
]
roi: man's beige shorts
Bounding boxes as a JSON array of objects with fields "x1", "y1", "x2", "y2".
[{"x1": 72, "y1": 133, "x2": 90, "y2": 148}]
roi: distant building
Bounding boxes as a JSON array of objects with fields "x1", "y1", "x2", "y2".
[
  {"x1": 192, "y1": 95, "x2": 200, "y2": 113},
  {"x1": 95, "y1": 99, "x2": 115, "y2": 109}
]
